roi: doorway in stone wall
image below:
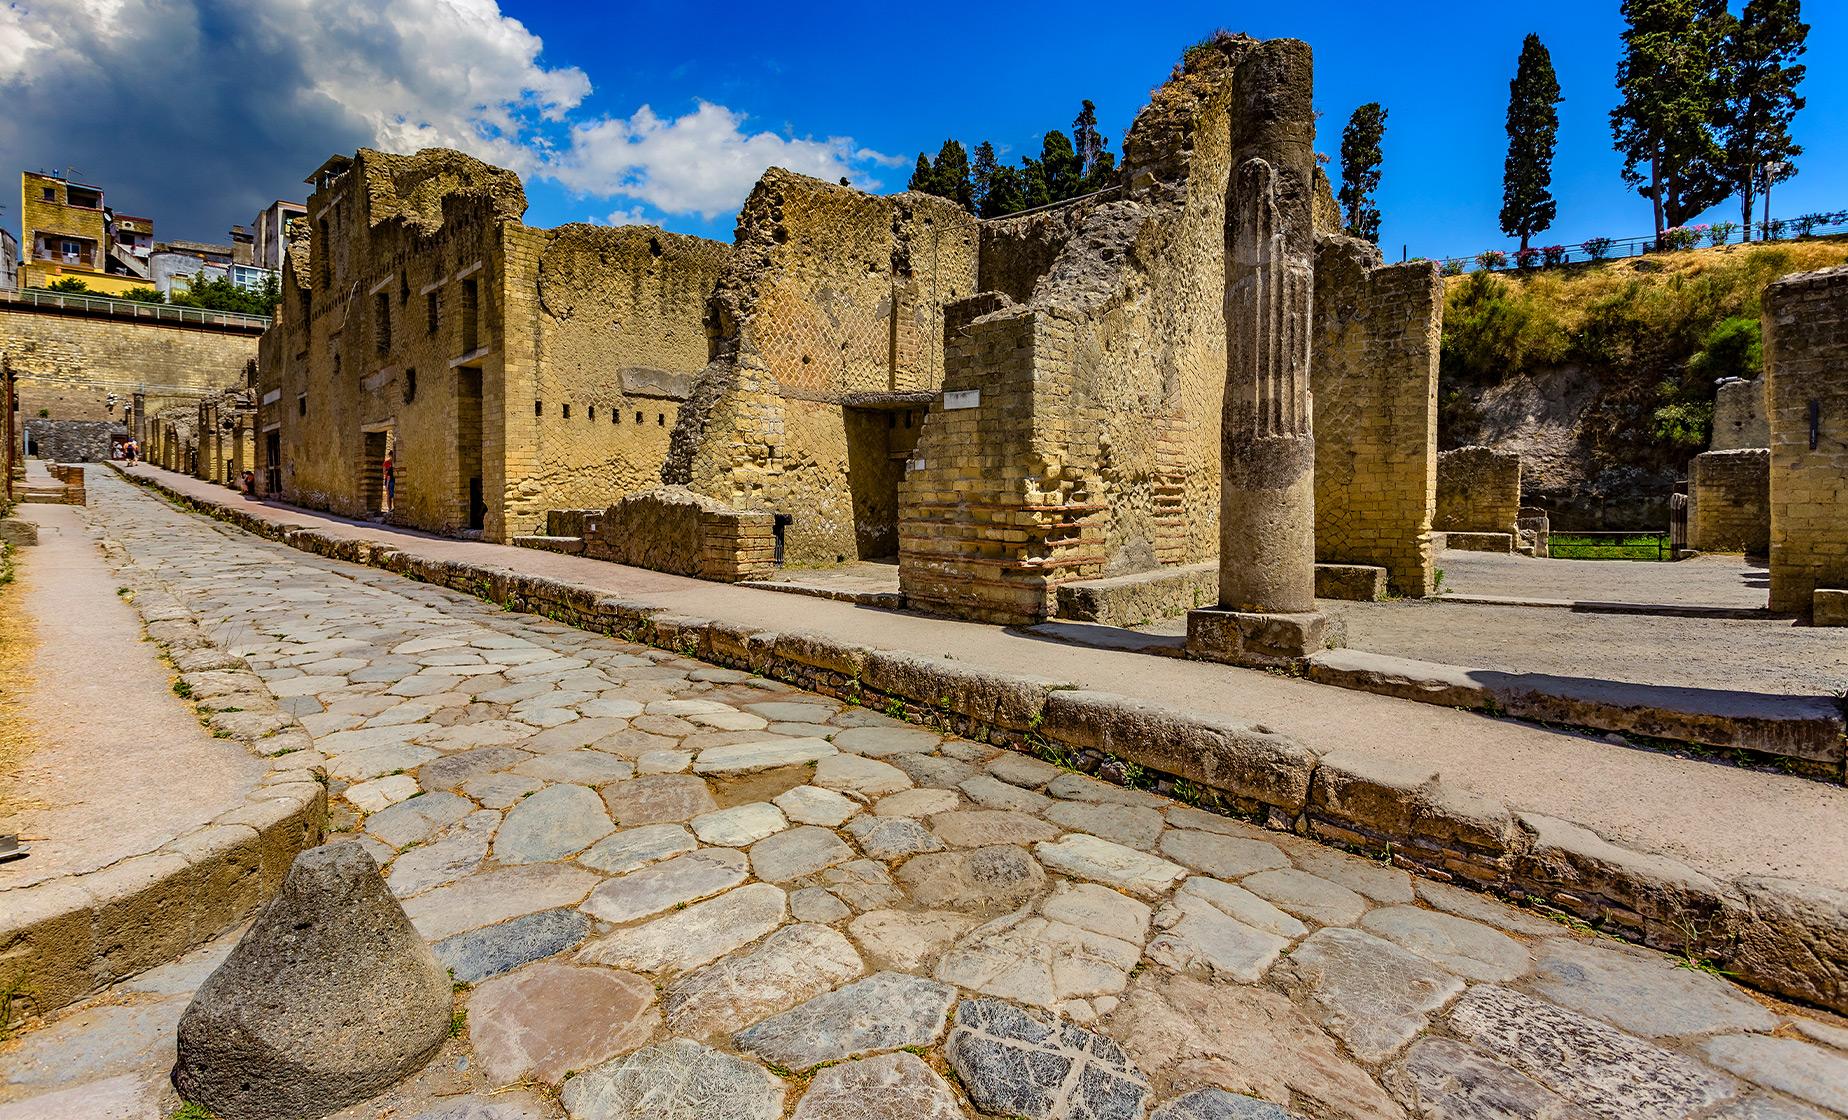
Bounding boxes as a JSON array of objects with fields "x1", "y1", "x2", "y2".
[
  {"x1": 843, "y1": 404, "x2": 924, "y2": 560},
  {"x1": 263, "y1": 429, "x2": 281, "y2": 494},
  {"x1": 457, "y1": 367, "x2": 485, "y2": 531},
  {"x1": 361, "y1": 429, "x2": 390, "y2": 517}
]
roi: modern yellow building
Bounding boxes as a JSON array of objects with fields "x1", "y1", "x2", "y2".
[{"x1": 18, "y1": 171, "x2": 152, "y2": 296}]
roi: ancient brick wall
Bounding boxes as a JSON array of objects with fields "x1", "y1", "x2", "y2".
[
  {"x1": 1689, "y1": 448, "x2": 1769, "y2": 555},
  {"x1": 1435, "y1": 446, "x2": 1522, "y2": 536},
  {"x1": 21, "y1": 418, "x2": 118, "y2": 462},
  {"x1": 0, "y1": 302, "x2": 257, "y2": 447},
  {"x1": 1312, "y1": 235, "x2": 1441, "y2": 596},
  {"x1": 667, "y1": 170, "x2": 980, "y2": 565},
  {"x1": 1711, "y1": 377, "x2": 1769, "y2": 451},
  {"x1": 515, "y1": 225, "x2": 728, "y2": 529},
  {"x1": 1764, "y1": 266, "x2": 1848, "y2": 615},
  {"x1": 587, "y1": 486, "x2": 775, "y2": 581}
]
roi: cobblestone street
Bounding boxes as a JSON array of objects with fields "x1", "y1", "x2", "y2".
[{"x1": 3, "y1": 474, "x2": 1844, "y2": 1120}]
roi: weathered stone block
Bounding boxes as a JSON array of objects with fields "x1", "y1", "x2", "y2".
[{"x1": 1185, "y1": 608, "x2": 1337, "y2": 667}]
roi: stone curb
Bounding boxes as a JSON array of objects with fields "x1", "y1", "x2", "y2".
[
  {"x1": 111, "y1": 464, "x2": 1848, "y2": 1015},
  {"x1": 0, "y1": 514, "x2": 327, "y2": 1019}
]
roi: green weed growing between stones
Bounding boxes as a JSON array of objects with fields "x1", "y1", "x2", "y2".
[
  {"x1": 169, "y1": 1104, "x2": 218, "y2": 1120},
  {"x1": 448, "y1": 1009, "x2": 467, "y2": 1038},
  {"x1": 171, "y1": 679, "x2": 193, "y2": 699}
]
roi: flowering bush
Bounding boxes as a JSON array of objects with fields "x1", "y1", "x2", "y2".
[
  {"x1": 1794, "y1": 212, "x2": 1829, "y2": 237},
  {"x1": 1514, "y1": 247, "x2": 1542, "y2": 270},
  {"x1": 1441, "y1": 259, "x2": 1466, "y2": 276},
  {"x1": 1708, "y1": 221, "x2": 1736, "y2": 246},
  {"x1": 1476, "y1": 250, "x2": 1508, "y2": 271},
  {"x1": 1581, "y1": 236, "x2": 1613, "y2": 261},
  {"x1": 1759, "y1": 218, "x2": 1786, "y2": 241},
  {"x1": 1541, "y1": 244, "x2": 1568, "y2": 268},
  {"x1": 1658, "y1": 226, "x2": 1701, "y2": 252}
]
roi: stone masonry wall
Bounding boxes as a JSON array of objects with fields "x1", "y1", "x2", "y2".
[
  {"x1": 1764, "y1": 265, "x2": 1848, "y2": 616},
  {"x1": 587, "y1": 485, "x2": 775, "y2": 582},
  {"x1": 1312, "y1": 235, "x2": 1441, "y2": 596},
  {"x1": 0, "y1": 301, "x2": 257, "y2": 440},
  {"x1": 1711, "y1": 377, "x2": 1769, "y2": 451},
  {"x1": 1689, "y1": 448, "x2": 1769, "y2": 555},
  {"x1": 1435, "y1": 445, "x2": 1521, "y2": 536},
  {"x1": 22, "y1": 418, "x2": 119, "y2": 462}
]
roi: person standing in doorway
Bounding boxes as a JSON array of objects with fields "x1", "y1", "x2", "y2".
[{"x1": 382, "y1": 450, "x2": 395, "y2": 512}]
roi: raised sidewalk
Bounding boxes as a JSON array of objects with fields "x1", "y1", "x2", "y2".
[{"x1": 115, "y1": 464, "x2": 1848, "y2": 1013}]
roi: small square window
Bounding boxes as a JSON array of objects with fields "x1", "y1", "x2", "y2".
[
  {"x1": 634, "y1": 411, "x2": 642, "y2": 424},
  {"x1": 562, "y1": 403, "x2": 571, "y2": 419},
  {"x1": 41, "y1": 187, "x2": 54, "y2": 201},
  {"x1": 656, "y1": 413, "x2": 664, "y2": 426}
]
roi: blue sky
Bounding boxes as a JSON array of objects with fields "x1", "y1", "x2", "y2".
[{"x1": 4, "y1": 1, "x2": 1840, "y2": 257}]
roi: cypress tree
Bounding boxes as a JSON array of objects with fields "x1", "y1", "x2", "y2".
[
  {"x1": 1500, "y1": 34, "x2": 1564, "y2": 253},
  {"x1": 1040, "y1": 130, "x2": 1082, "y2": 202},
  {"x1": 908, "y1": 153, "x2": 936, "y2": 195},
  {"x1": 1337, "y1": 103, "x2": 1388, "y2": 243},
  {"x1": 1073, "y1": 100, "x2": 1116, "y2": 193},
  {"x1": 1611, "y1": 0, "x2": 1731, "y2": 237},
  {"x1": 1721, "y1": 0, "x2": 1807, "y2": 240},
  {"x1": 971, "y1": 141, "x2": 1001, "y2": 218},
  {"x1": 931, "y1": 140, "x2": 974, "y2": 211}
]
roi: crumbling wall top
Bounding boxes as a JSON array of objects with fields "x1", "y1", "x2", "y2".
[{"x1": 353, "y1": 147, "x2": 527, "y2": 236}]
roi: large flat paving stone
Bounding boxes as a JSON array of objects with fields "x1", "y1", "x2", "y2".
[
  {"x1": 665, "y1": 923, "x2": 864, "y2": 1038},
  {"x1": 1146, "y1": 889, "x2": 1289, "y2": 983},
  {"x1": 1158, "y1": 830, "x2": 1289, "y2": 878},
  {"x1": 469, "y1": 963, "x2": 658, "y2": 1085},
  {"x1": 814, "y1": 753, "x2": 913, "y2": 797},
  {"x1": 846, "y1": 815, "x2": 945, "y2": 859},
  {"x1": 773, "y1": 784, "x2": 859, "y2": 826},
  {"x1": 897, "y1": 845, "x2": 1048, "y2": 911},
  {"x1": 1240, "y1": 868, "x2": 1368, "y2": 927},
  {"x1": 791, "y1": 1051, "x2": 967, "y2": 1120},
  {"x1": 1359, "y1": 906, "x2": 1532, "y2": 983},
  {"x1": 1035, "y1": 834, "x2": 1185, "y2": 897},
  {"x1": 366, "y1": 791, "x2": 473, "y2": 848},
  {"x1": 1446, "y1": 985, "x2": 1740, "y2": 1120},
  {"x1": 935, "y1": 911, "x2": 1141, "y2": 1010},
  {"x1": 577, "y1": 883, "x2": 788, "y2": 975},
  {"x1": 1526, "y1": 937, "x2": 1779, "y2": 1038},
  {"x1": 578, "y1": 823, "x2": 697, "y2": 874},
  {"x1": 1170, "y1": 877, "x2": 1306, "y2": 940},
  {"x1": 581, "y1": 848, "x2": 750, "y2": 924},
  {"x1": 735, "y1": 971, "x2": 956, "y2": 1069},
  {"x1": 693, "y1": 737, "x2": 837, "y2": 775},
  {"x1": 493, "y1": 783, "x2": 613, "y2": 863},
  {"x1": 601, "y1": 774, "x2": 717, "y2": 825},
  {"x1": 1273, "y1": 928, "x2": 1464, "y2": 1063},
  {"x1": 560, "y1": 1038, "x2": 785, "y2": 1120},
  {"x1": 1151, "y1": 1088, "x2": 1300, "y2": 1120},
  {"x1": 1382, "y1": 1036, "x2": 1573, "y2": 1120},
  {"x1": 849, "y1": 909, "x2": 981, "y2": 972},
  {"x1": 751, "y1": 825, "x2": 856, "y2": 882},
  {"x1": 419, "y1": 746, "x2": 534, "y2": 792},
  {"x1": 1046, "y1": 801, "x2": 1166, "y2": 850},
  {"x1": 1698, "y1": 1034, "x2": 1848, "y2": 1114},
  {"x1": 433, "y1": 908, "x2": 591, "y2": 983},
  {"x1": 690, "y1": 802, "x2": 789, "y2": 846},
  {"x1": 405, "y1": 863, "x2": 602, "y2": 940},
  {"x1": 932, "y1": 809, "x2": 1060, "y2": 848},
  {"x1": 944, "y1": 997, "x2": 1151, "y2": 1120}
]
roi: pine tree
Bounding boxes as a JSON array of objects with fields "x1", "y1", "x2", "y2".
[
  {"x1": 932, "y1": 140, "x2": 974, "y2": 210},
  {"x1": 1040, "y1": 130, "x2": 1082, "y2": 202},
  {"x1": 1611, "y1": 0, "x2": 1732, "y2": 237},
  {"x1": 1720, "y1": 0, "x2": 1807, "y2": 240},
  {"x1": 971, "y1": 141, "x2": 1002, "y2": 217},
  {"x1": 1072, "y1": 100, "x2": 1116, "y2": 193},
  {"x1": 1020, "y1": 157, "x2": 1052, "y2": 210},
  {"x1": 1337, "y1": 103, "x2": 1388, "y2": 243},
  {"x1": 1500, "y1": 34, "x2": 1564, "y2": 253},
  {"x1": 909, "y1": 153, "x2": 936, "y2": 195}
]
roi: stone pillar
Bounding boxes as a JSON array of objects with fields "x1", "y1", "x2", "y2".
[
  {"x1": 1187, "y1": 39, "x2": 1333, "y2": 666},
  {"x1": 1764, "y1": 265, "x2": 1848, "y2": 621}
]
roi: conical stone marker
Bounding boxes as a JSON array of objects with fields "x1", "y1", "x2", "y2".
[{"x1": 172, "y1": 840, "x2": 453, "y2": 1119}]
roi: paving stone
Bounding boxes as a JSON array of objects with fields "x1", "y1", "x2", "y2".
[
  {"x1": 848, "y1": 908, "x2": 981, "y2": 972},
  {"x1": 1240, "y1": 869, "x2": 1368, "y2": 926},
  {"x1": 560, "y1": 1038, "x2": 785, "y2": 1120},
  {"x1": 1273, "y1": 927, "x2": 1463, "y2": 1062},
  {"x1": 689, "y1": 709, "x2": 770, "y2": 731},
  {"x1": 327, "y1": 742, "x2": 441, "y2": 781},
  {"x1": 814, "y1": 753, "x2": 913, "y2": 797},
  {"x1": 665, "y1": 923, "x2": 865, "y2": 1038},
  {"x1": 693, "y1": 737, "x2": 838, "y2": 774},
  {"x1": 736, "y1": 971, "x2": 956, "y2": 1069},
  {"x1": 976, "y1": 751, "x2": 1060, "y2": 790},
  {"x1": 1147, "y1": 889, "x2": 1289, "y2": 983},
  {"x1": 595, "y1": 727, "x2": 680, "y2": 759},
  {"x1": 347, "y1": 773, "x2": 422, "y2": 812},
  {"x1": 847, "y1": 815, "x2": 945, "y2": 859},
  {"x1": 602, "y1": 774, "x2": 718, "y2": 825},
  {"x1": 1526, "y1": 937, "x2": 1778, "y2": 1038},
  {"x1": 961, "y1": 773, "x2": 1054, "y2": 812},
  {"x1": 791, "y1": 1051, "x2": 967, "y2": 1120},
  {"x1": 469, "y1": 963, "x2": 657, "y2": 1085},
  {"x1": 1046, "y1": 772, "x2": 1168, "y2": 807},
  {"x1": 1035, "y1": 835, "x2": 1185, "y2": 897},
  {"x1": 833, "y1": 725, "x2": 942, "y2": 757},
  {"x1": 1382, "y1": 1036, "x2": 1573, "y2": 1120},
  {"x1": 1151, "y1": 1088, "x2": 1300, "y2": 1120},
  {"x1": 519, "y1": 707, "x2": 581, "y2": 729},
  {"x1": 873, "y1": 787, "x2": 961, "y2": 817},
  {"x1": 752, "y1": 825, "x2": 856, "y2": 882},
  {"x1": 790, "y1": 887, "x2": 851, "y2": 923},
  {"x1": 493, "y1": 783, "x2": 613, "y2": 863},
  {"x1": 1288, "y1": 849, "x2": 1415, "y2": 904},
  {"x1": 636, "y1": 749, "x2": 692, "y2": 774},
  {"x1": 405, "y1": 863, "x2": 603, "y2": 941},
  {"x1": 581, "y1": 848, "x2": 750, "y2": 924},
  {"x1": 887, "y1": 752, "x2": 979, "y2": 789},
  {"x1": 1039, "y1": 881, "x2": 1153, "y2": 944},
  {"x1": 461, "y1": 771, "x2": 545, "y2": 809},
  {"x1": 1707, "y1": 1096, "x2": 1835, "y2": 1120},
  {"x1": 793, "y1": 859, "x2": 895, "y2": 913},
  {"x1": 690, "y1": 802, "x2": 789, "y2": 846},
  {"x1": 514, "y1": 750, "x2": 633, "y2": 786},
  {"x1": 366, "y1": 791, "x2": 473, "y2": 848},
  {"x1": 522, "y1": 717, "x2": 634, "y2": 753},
  {"x1": 1414, "y1": 879, "x2": 1563, "y2": 938},
  {"x1": 897, "y1": 845, "x2": 1048, "y2": 910},
  {"x1": 387, "y1": 812, "x2": 496, "y2": 896},
  {"x1": 433, "y1": 908, "x2": 592, "y2": 983},
  {"x1": 578, "y1": 823, "x2": 698, "y2": 874},
  {"x1": 577, "y1": 883, "x2": 788, "y2": 975},
  {"x1": 580, "y1": 697, "x2": 644, "y2": 718},
  {"x1": 1360, "y1": 906, "x2": 1532, "y2": 983},
  {"x1": 931, "y1": 809, "x2": 1061, "y2": 848},
  {"x1": 416, "y1": 720, "x2": 537, "y2": 751},
  {"x1": 1789, "y1": 1015, "x2": 1848, "y2": 1052},
  {"x1": 1046, "y1": 801, "x2": 1166, "y2": 850},
  {"x1": 944, "y1": 997, "x2": 1150, "y2": 1120},
  {"x1": 746, "y1": 701, "x2": 840, "y2": 723},
  {"x1": 419, "y1": 747, "x2": 533, "y2": 792},
  {"x1": 1158, "y1": 830, "x2": 1289, "y2": 879},
  {"x1": 767, "y1": 721, "x2": 839, "y2": 739},
  {"x1": 1447, "y1": 985, "x2": 1740, "y2": 1120},
  {"x1": 1699, "y1": 1034, "x2": 1848, "y2": 1114},
  {"x1": 936, "y1": 911, "x2": 1141, "y2": 1008}
]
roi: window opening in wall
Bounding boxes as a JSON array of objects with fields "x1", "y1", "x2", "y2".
[
  {"x1": 41, "y1": 187, "x2": 55, "y2": 201},
  {"x1": 399, "y1": 272, "x2": 409, "y2": 304},
  {"x1": 318, "y1": 218, "x2": 331, "y2": 287},
  {"x1": 773, "y1": 513, "x2": 792, "y2": 566},
  {"x1": 612, "y1": 409, "x2": 619, "y2": 424},
  {"x1": 656, "y1": 413, "x2": 664, "y2": 426},
  {"x1": 535, "y1": 400, "x2": 543, "y2": 417},
  {"x1": 562, "y1": 403, "x2": 571, "y2": 419},
  {"x1": 374, "y1": 292, "x2": 390, "y2": 355},
  {"x1": 459, "y1": 367, "x2": 486, "y2": 531},
  {"x1": 588, "y1": 406, "x2": 595, "y2": 421},
  {"x1": 402, "y1": 367, "x2": 417, "y2": 404},
  {"x1": 461, "y1": 277, "x2": 479, "y2": 352},
  {"x1": 297, "y1": 394, "x2": 307, "y2": 416},
  {"x1": 634, "y1": 411, "x2": 642, "y2": 424},
  {"x1": 332, "y1": 350, "x2": 342, "y2": 378},
  {"x1": 427, "y1": 291, "x2": 439, "y2": 333}
]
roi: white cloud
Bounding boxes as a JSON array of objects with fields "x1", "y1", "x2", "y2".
[
  {"x1": 548, "y1": 101, "x2": 892, "y2": 219},
  {"x1": 0, "y1": 0, "x2": 888, "y2": 237}
]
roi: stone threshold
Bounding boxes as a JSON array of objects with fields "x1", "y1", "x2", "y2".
[
  {"x1": 738, "y1": 577, "x2": 906, "y2": 610},
  {"x1": 111, "y1": 462, "x2": 1848, "y2": 1017},
  {"x1": 1441, "y1": 592, "x2": 1781, "y2": 621},
  {"x1": 0, "y1": 527, "x2": 326, "y2": 1019}
]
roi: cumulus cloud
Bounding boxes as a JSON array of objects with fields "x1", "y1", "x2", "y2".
[{"x1": 0, "y1": 0, "x2": 888, "y2": 240}]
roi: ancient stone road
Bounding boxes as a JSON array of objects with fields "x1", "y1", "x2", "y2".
[{"x1": 3, "y1": 475, "x2": 1845, "y2": 1120}]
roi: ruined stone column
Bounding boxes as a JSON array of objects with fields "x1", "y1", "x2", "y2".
[{"x1": 1188, "y1": 39, "x2": 1333, "y2": 665}]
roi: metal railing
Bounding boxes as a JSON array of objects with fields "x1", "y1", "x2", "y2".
[
  {"x1": 0, "y1": 286, "x2": 271, "y2": 330},
  {"x1": 1436, "y1": 211, "x2": 1848, "y2": 274}
]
